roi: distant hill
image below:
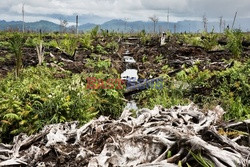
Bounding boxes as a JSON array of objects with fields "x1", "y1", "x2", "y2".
[
  {"x1": 1, "y1": 18, "x2": 250, "y2": 33},
  {"x1": 25, "y1": 20, "x2": 60, "y2": 32},
  {"x1": 98, "y1": 19, "x2": 250, "y2": 33},
  {"x1": 0, "y1": 20, "x2": 60, "y2": 32},
  {"x1": 78, "y1": 23, "x2": 97, "y2": 31}
]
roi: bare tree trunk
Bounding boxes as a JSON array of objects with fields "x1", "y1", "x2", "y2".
[
  {"x1": 153, "y1": 21, "x2": 156, "y2": 33},
  {"x1": 22, "y1": 4, "x2": 25, "y2": 33},
  {"x1": 76, "y1": 15, "x2": 78, "y2": 35},
  {"x1": 232, "y1": 11, "x2": 238, "y2": 29},
  {"x1": 203, "y1": 14, "x2": 208, "y2": 32},
  {"x1": 149, "y1": 15, "x2": 159, "y2": 34},
  {"x1": 219, "y1": 16, "x2": 223, "y2": 33},
  {"x1": 174, "y1": 24, "x2": 177, "y2": 33},
  {"x1": 36, "y1": 41, "x2": 44, "y2": 65}
]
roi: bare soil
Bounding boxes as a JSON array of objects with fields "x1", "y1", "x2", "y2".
[{"x1": 1, "y1": 36, "x2": 249, "y2": 79}]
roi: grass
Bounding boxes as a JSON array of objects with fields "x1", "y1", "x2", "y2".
[{"x1": 190, "y1": 151, "x2": 215, "y2": 167}]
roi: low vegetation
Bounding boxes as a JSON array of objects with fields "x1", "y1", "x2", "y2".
[
  {"x1": 0, "y1": 28, "x2": 249, "y2": 147},
  {"x1": 0, "y1": 65, "x2": 124, "y2": 142},
  {"x1": 137, "y1": 60, "x2": 250, "y2": 120}
]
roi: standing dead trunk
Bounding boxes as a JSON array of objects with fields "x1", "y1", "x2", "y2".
[
  {"x1": 149, "y1": 15, "x2": 159, "y2": 34},
  {"x1": 36, "y1": 41, "x2": 44, "y2": 65}
]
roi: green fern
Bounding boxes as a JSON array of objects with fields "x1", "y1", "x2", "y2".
[{"x1": 3, "y1": 113, "x2": 21, "y2": 121}]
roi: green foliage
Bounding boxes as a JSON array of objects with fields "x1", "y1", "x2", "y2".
[
  {"x1": 1, "y1": 31, "x2": 249, "y2": 143},
  {"x1": 215, "y1": 61, "x2": 250, "y2": 120},
  {"x1": 105, "y1": 41, "x2": 119, "y2": 52},
  {"x1": 59, "y1": 35, "x2": 78, "y2": 56},
  {"x1": 84, "y1": 57, "x2": 124, "y2": 117},
  {"x1": 24, "y1": 37, "x2": 40, "y2": 47},
  {"x1": 167, "y1": 151, "x2": 172, "y2": 158},
  {"x1": 45, "y1": 40, "x2": 58, "y2": 48},
  {"x1": 9, "y1": 33, "x2": 25, "y2": 78},
  {"x1": 95, "y1": 44, "x2": 108, "y2": 55},
  {"x1": 190, "y1": 151, "x2": 215, "y2": 167},
  {"x1": 0, "y1": 66, "x2": 124, "y2": 142},
  {"x1": 200, "y1": 32, "x2": 220, "y2": 51},
  {"x1": 175, "y1": 61, "x2": 250, "y2": 120},
  {"x1": 160, "y1": 65, "x2": 172, "y2": 79},
  {"x1": 155, "y1": 54, "x2": 164, "y2": 63},
  {"x1": 138, "y1": 60, "x2": 249, "y2": 120},
  {"x1": 81, "y1": 34, "x2": 94, "y2": 50},
  {"x1": 225, "y1": 29, "x2": 243, "y2": 57},
  {"x1": 90, "y1": 26, "x2": 100, "y2": 39},
  {"x1": 85, "y1": 57, "x2": 112, "y2": 71},
  {"x1": 5, "y1": 54, "x2": 13, "y2": 61},
  {"x1": 135, "y1": 84, "x2": 189, "y2": 109},
  {"x1": 90, "y1": 88, "x2": 124, "y2": 118},
  {"x1": 139, "y1": 30, "x2": 151, "y2": 45},
  {"x1": 182, "y1": 33, "x2": 220, "y2": 51},
  {"x1": 142, "y1": 54, "x2": 148, "y2": 63},
  {"x1": 186, "y1": 35, "x2": 202, "y2": 46},
  {"x1": 0, "y1": 57, "x2": 5, "y2": 62},
  {"x1": 0, "y1": 41, "x2": 11, "y2": 48},
  {"x1": 101, "y1": 29, "x2": 109, "y2": 37},
  {"x1": 139, "y1": 29, "x2": 146, "y2": 36}
]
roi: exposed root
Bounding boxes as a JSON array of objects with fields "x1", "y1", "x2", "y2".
[{"x1": 0, "y1": 104, "x2": 249, "y2": 167}]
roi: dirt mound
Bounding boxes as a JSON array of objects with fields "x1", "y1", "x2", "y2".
[{"x1": 0, "y1": 104, "x2": 249, "y2": 167}]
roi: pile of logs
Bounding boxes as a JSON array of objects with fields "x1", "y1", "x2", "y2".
[{"x1": 0, "y1": 103, "x2": 249, "y2": 167}]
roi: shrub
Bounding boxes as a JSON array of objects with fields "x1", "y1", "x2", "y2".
[
  {"x1": 225, "y1": 29, "x2": 243, "y2": 57},
  {"x1": 0, "y1": 41, "x2": 11, "y2": 48},
  {"x1": 81, "y1": 34, "x2": 93, "y2": 50},
  {"x1": 0, "y1": 66, "x2": 125, "y2": 142},
  {"x1": 59, "y1": 35, "x2": 78, "y2": 56},
  {"x1": 24, "y1": 37, "x2": 39, "y2": 47},
  {"x1": 139, "y1": 30, "x2": 151, "y2": 45},
  {"x1": 45, "y1": 40, "x2": 58, "y2": 48},
  {"x1": 105, "y1": 41, "x2": 119, "y2": 52},
  {"x1": 95, "y1": 44, "x2": 108, "y2": 55},
  {"x1": 138, "y1": 61, "x2": 250, "y2": 121},
  {"x1": 9, "y1": 33, "x2": 25, "y2": 78},
  {"x1": 90, "y1": 26, "x2": 99, "y2": 39}
]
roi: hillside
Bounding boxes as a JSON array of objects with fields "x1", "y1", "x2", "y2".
[{"x1": 1, "y1": 18, "x2": 250, "y2": 32}]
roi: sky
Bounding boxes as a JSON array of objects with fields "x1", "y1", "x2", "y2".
[{"x1": 0, "y1": 0, "x2": 250, "y2": 24}]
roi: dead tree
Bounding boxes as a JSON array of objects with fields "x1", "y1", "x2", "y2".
[
  {"x1": 36, "y1": 41, "x2": 44, "y2": 65},
  {"x1": 76, "y1": 15, "x2": 78, "y2": 35},
  {"x1": 167, "y1": 8, "x2": 170, "y2": 32},
  {"x1": 223, "y1": 20, "x2": 226, "y2": 31},
  {"x1": 203, "y1": 14, "x2": 208, "y2": 32},
  {"x1": 219, "y1": 16, "x2": 223, "y2": 33},
  {"x1": 22, "y1": 5, "x2": 24, "y2": 32},
  {"x1": 124, "y1": 18, "x2": 129, "y2": 32},
  {"x1": 149, "y1": 15, "x2": 159, "y2": 34},
  {"x1": 59, "y1": 18, "x2": 68, "y2": 33},
  {"x1": 232, "y1": 11, "x2": 238, "y2": 29}
]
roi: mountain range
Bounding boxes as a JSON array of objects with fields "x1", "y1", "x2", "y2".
[{"x1": 1, "y1": 18, "x2": 250, "y2": 33}]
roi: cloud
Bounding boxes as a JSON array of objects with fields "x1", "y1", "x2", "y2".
[{"x1": 0, "y1": 0, "x2": 250, "y2": 23}]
